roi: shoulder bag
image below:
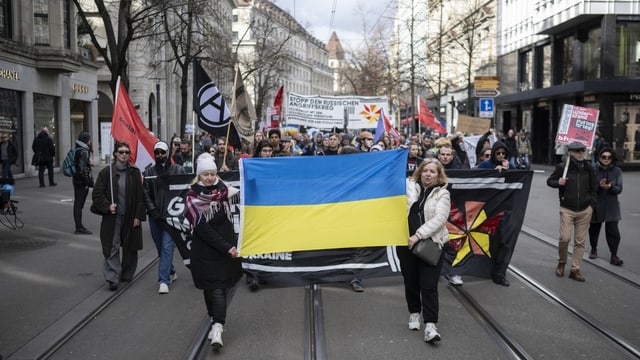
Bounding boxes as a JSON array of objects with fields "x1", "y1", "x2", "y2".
[{"x1": 411, "y1": 237, "x2": 442, "y2": 266}]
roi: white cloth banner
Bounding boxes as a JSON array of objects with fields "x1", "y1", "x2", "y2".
[{"x1": 285, "y1": 93, "x2": 388, "y2": 129}]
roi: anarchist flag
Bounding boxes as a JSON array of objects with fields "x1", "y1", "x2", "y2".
[
  {"x1": 441, "y1": 169, "x2": 533, "y2": 278},
  {"x1": 193, "y1": 60, "x2": 241, "y2": 149}
]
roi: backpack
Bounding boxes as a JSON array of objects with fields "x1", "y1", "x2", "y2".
[{"x1": 62, "y1": 148, "x2": 83, "y2": 177}]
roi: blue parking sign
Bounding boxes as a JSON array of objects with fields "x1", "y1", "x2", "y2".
[{"x1": 479, "y1": 98, "x2": 494, "y2": 112}]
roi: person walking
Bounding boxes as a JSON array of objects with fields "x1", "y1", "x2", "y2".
[
  {"x1": 143, "y1": 141, "x2": 186, "y2": 294},
  {"x1": 32, "y1": 127, "x2": 57, "y2": 187},
  {"x1": 546, "y1": 141, "x2": 597, "y2": 282},
  {"x1": 185, "y1": 153, "x2": 242, "y2": 350},
  {"x1": 92, "y1": 141, "x2": 146, "y2": 291},
  {"x1": 400, "y1": 158, "x2": 450, "y2": 343},
  {"x1": 72, "y1": 132, "x2": 94, "y2": 234},
  {"x1": 588, "y1": 148, "x2": 624, "y2": 266},
  {"x1": 0, "y1": 133, "x2": 18, "y2": 182}
]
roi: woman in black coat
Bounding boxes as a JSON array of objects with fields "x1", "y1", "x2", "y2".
[
  {"x1": 185, "y1": 153, "x2": 242, "y2": 350},
  {"x1": 588, "y1": 148, "x2": 624, "y2": 265}
]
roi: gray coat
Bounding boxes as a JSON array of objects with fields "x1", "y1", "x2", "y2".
[{"x1": 591, "y1": 164, "x2": 622, "y2": 223}]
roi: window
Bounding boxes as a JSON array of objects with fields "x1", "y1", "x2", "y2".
[
  {"x1": 583, "y1": 27, "x2": 601, "y2": 80},
  {"x1": 518, "y1": 50, "x2": 533, "y2": 91},
  {"x1": 63, "y1": 0, "x2": 71, "y2": 48},
  {"x1": 560, "y1": 35, "x2": 575, "y2": 84},
  {"x1": 615, "y1": 22, "x2": 640, "y2": 77},
  {"x1": 33, "y1": 0, "x2": 49, "y2": 45},
  {"x1": 0, "y1": 0, "x2": 11, "y2": 39}
]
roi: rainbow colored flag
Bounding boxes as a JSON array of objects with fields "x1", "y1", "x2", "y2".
[{"x1": 238, "y1": 149, "x2": 409, "y2": 255}]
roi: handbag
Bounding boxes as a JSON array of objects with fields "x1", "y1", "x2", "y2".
[
  {"x1": 31, "y1": 152, "x2": 41, "y2": 166},
  {"x1": 411, "y1": 237, "x2": 442, "y2": 266}
]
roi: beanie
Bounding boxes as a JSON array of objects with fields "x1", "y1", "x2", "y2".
[{"x1": 196, "y1": 153, "x2": 217, "y2": 176}]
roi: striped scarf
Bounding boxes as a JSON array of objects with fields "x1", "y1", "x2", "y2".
[{"x1": 184, "y1": 182, "x2": 229, "y2": 231}]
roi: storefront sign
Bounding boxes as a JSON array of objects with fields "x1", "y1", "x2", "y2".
[
  {"x1": 72, "y1": 83, "x2": 89, "y2": 94},
  {"x1": 0, "y1": 67, "x2": 20, "y2": 81}
]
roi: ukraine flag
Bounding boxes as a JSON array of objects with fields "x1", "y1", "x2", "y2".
[{"x1": 238, "y1": 149, "x2": 409, "y2": 255}]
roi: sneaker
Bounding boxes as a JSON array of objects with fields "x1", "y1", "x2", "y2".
[
  {"x1": 247, "y1": 278, "x2": 260, "y2": 292},
  {"x1": 74, "y1": 227, "x2": 92, "y2": 235},
  {"x1": 588, "y1": 250, "x2": 597, "y2": 259},
  {"x1": 350, "y1": 279, "x2": 364, "y2": 292},
  {"x1": 108, "y1": 281, "x2": 118, "y2": 291},
  {"x1": 447, "y1": 275, "x2": 463, "y2": 286},
  {"x1": 210, "y1": 323, "x2": 224, "y2": 350},
  {"x1": 170, "y1": 273, "x2": 178, "y2": 283},
  {"x1": 408, "y1": 313, "x2": 421, "y2": 330},
  {"x1": 424, "y1": 322, "x2": 441, "y2": 343},
  {"x1": 158, "y1": 283, "x2": 169, "y2": 294}
]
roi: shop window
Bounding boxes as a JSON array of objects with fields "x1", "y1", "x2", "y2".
[
  {"x1": 518, "y1": 50, "x2": 533, "y2": 91},
  {"x1": 613, "y1": 103, "x2": 640, "y2": 163},
  {"x1": 583, "y1": 27, "x2": 601, "y2": 80},
  {"x1": 615, "y1": 22, "x2": 640, "y2": 77},
  {"x1": 33, "y1": 94, "x2": 57, "y2": 143},
  {"x1": 541, "y1": 43, "x2": 551, "y2": 88},
  {"x1": 34, "y1": 0, "x2": 49, "y2": 45},
  {"x1": 560, "y1": 35, "x2": 575, "y2": 84},
  {"x1": 0, "y1": 0, "x2": 11, "y2": 39}
]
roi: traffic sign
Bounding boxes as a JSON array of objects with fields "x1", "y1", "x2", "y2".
[
  {"x1": 479, "y1": 98, "x2": 494, "y2": 118},
  {"x1": 474, "y1": 89, "x2": 501, "y2": 97}
]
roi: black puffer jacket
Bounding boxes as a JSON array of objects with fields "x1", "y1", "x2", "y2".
[{"x1": 547, "y1": 157, "x2": 597, "y2": 212}]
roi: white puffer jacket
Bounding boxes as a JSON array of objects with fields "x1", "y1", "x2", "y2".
[{"x1": 406, "y1": 179, "x2": 451, "y2": 248}]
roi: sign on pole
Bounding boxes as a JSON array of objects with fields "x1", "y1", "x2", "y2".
[
  {"x1": 555, "y1": 104, "x2": 599, "y2": 149},
  {"x1": 479, "y1": 98, "x2": 494, "y2": 118}
]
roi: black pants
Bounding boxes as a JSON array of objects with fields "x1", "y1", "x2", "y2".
[
  {"x1": 38, "y1": 160, "x2": 55, "y2": 186},
  {"x1": 203, "y1": 288, "x2": 233, "y2": 325},
  {"x1": 73, "y1": 183, "x2": 89, "y2": 229},
  {"x1": 589, "y1": 221, "x2": 621, "y2": 257},
  {"x1": 397, "y1": 246, "x2": 443, "y2": 323}
]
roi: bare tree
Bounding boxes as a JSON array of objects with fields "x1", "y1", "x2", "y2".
[{"x1": 73, "y1": 0, "x2": 160, "y2": 95}]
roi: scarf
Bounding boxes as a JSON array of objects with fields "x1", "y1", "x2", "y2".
[{"x1": 184, "y1": 181, "x2": 229, "y2": 230}]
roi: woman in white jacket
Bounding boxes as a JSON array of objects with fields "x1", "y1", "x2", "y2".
[{"x1": 401, "y1": 158, "x2": 451, "y2": 343}]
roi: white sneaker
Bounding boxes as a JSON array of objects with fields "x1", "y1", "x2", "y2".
[
  {"x1": 408, "y1": 313, "x2": 421, "y2": 330},
  {"x1": 424, "y1": 322, "x2": 441, "y2": 343},
  {"x1": 210, "y1": 323, "x2": 224, "y2": 350},
  {"x1": 448, "y1": 275, "x2": 463, "y2": 286},
  {"x1": 158, "y1": 283, "x2": 169, "y2": 294},
  {"x1": 170, "y1": 273, "x2": 178, "y2": 283}
]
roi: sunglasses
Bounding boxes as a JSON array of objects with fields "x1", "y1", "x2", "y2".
[
  {"x1": 154, "y1": 150, "x2": 166, "y2": 155},
  {"x1": 600, "y1": 155, "x2": 612, "y2": 160},
  {"x1": 572, "y1": 149, "x2": 586, "y2": 153},
  {"x1": 495, "y1": 151, "x2": 506, "y2": 156},
  {"x1": 483, "y1": 153, "x2": 491, "y2": 158},
  {"x1": 117, "y1": 150, "x2": 131, "y2": 155}
]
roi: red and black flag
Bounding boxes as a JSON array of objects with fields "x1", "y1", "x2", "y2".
[
  {"x1": 192, "y1": 60, "x2": 241, "y2": 148},
  {"x1": 442, "y1": 169, "x2": 533, "y2": 278}
]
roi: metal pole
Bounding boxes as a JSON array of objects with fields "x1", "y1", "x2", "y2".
[{"x1": 156, "y1": 83, "x2": 161, "y2": 139}]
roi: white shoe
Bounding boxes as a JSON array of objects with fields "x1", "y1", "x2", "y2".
[
  {"x1": 448, "y1": 275, "x2": 463, "y2": 286},
  {"x1": 210, "y1": 323, "x2": 224, "y2": 350},
  {"x1": 408, "y1": 313, "x2": 421, "y2": 330},
  {"x1": 170, "y1": 273, "x2": 178, "y2": 283},
  {"x1": 424, "y1": 322, "x2": 441, "y2": 343},
  {"x1": 158, "y1": 283, "x2": 169, "y2": 294}
]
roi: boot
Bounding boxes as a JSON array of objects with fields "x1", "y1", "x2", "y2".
[
  {"x1": 555, "y1": 262, "x2": 565, "y2": 277},
  {"x1": 210, "y1": 323, "x2": 224, "y2": 350},
  {"x1": 569, "y1": 270, "x2": 585, "y2": 282}
]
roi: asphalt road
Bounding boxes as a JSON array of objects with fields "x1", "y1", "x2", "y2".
[{"x1": 1, "y1": 165, "x2": 639, "y2": 360}]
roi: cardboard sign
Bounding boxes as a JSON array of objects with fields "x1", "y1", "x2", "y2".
[{"x1": 456, "y1": 115, "x2": 491, "y2": 134}]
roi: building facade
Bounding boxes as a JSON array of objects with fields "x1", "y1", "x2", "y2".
[
  {"x1": 496, "y1": 0, "x2": 640, "y2": 166},
  {"x1": 0, "y1": 0, "x2": 98, "y2": 177}
]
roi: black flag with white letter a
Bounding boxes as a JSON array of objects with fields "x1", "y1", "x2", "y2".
[{"x1": 192, "y1": 60, "x2": 241, "y2": 148}]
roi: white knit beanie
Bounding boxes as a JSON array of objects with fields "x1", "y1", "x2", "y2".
[{"x1": 196, "y1": 153, "x2": 217, "y2": 176}]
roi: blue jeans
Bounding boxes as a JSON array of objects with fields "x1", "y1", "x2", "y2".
[
  {"x1": 149, "y1": 217, "x2": 176, "y2": 284},
  {"x1": 2, "y1": 159, "x2": 13, "y2": 181}
]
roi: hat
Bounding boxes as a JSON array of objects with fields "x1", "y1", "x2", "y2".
[
  {"x1": 77, "y1": 131, "x2": 91, "y2": 143},
  {"x1": 153, "y1": 141, "x2": 169, "y2": 152},
  {"x1": 370, "y1": 144, "x2": 384, "y2": 152},
  {"x1": 567, "y1": 141, "x2": 586, "y2": 151},
  {"x1": 196, "y1": 153, "x2": 217, "y2": 176},
  {"x1": 358, "y1": 131, "x2": 373, "y2": 140}
]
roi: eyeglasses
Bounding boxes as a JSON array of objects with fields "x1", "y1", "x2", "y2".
[
  {"x1": 495, "y1": 151, "x2": 506, "y2": 156},
  {"x1": 154, "y1": 150, "x2": 166, "y2": 155},
  {"x1": 117, "y1": 150, "x2": 131, "y2": 155},
  {"x1": 600, "y1": 155, "x2": 612, "y2": 160}
]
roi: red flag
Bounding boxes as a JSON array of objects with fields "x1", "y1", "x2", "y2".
[
  {"x1": 111, "y1": 78, "x2": 158, "y2": 169},
  {"x1": 418, "y1": 97, "x2": 446, "y2": 134},
  {"x1": 271, "y1": 85, "x2": 284, "y2": 129}
]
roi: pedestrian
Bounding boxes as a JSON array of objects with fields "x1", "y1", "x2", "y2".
[
  {"x1": 212, "y1": 136, "x2": 238, "y2": 171},
  {"x1": 588, "y1": 148, "x2": 624, "y2": 266},
  {"x1": 406, "y1": 142, "x2": 424, "y2": 177},
  {"x1": 143, "y1": 141, "x2": 186, "y2": 294},
  {"x1": 0, "y1": 132, "x2": 18, "y2": 182},
  {"x1": 517, "y1": 129, "x2": 532, "y2": 169},
  {"x1": 474, "y1": 147, "x2": 492, "y2": 168},
  {"x1": 185, "y1": 153, "x2": 242, "y2": 350},
  {"x1": 503, "y1": 129, "x2": 519, "y2": 168},
  {"x1": 72, "y1": 131, "x2": 94, "y2": 234},
  {"x1": 546, "y1": 141, "x2": 597, "y2": 282},
  {"x1": 32, "y1": 127, "x2": 57, "y2": 187},
  {"x1": 92, "y1": 141, "x2": 146, "y2": 291},
  {"x1": 437, "y1": 144, "x2": 462, "y2": 170},
  {"x1": 477, "y1": 141, "x2": 515, "y2": 173},
  {"x1": 401, "y1": 158, "x2": 450, "y2": 342},
  {"x1": 356, "y1": 131, "x2": 374, "y2": 152}
]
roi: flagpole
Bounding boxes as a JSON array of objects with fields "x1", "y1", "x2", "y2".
[{"x1": 191, "y1": 111, "x2": 196, "y2": 172}]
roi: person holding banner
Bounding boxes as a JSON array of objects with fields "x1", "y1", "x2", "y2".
[
  {"x1": 185, "y1": 153, "x2": 242, "y2": 350},
  {"x1": 92, "y1": 141, "x2": 146, "y2": 291},
  {"x1": 143, "y1": 141, "x2": 186, "y2": 294},
  {"x1": 402, "y1": 158, "x2": 450, "y2": 343},
  {"x1": 547, "y1": 141, "x2": 597, "y2": 282}
]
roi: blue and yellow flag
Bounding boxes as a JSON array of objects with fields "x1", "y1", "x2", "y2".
[{"x1": 238, "y1": 149, "x2": 408, "y2": 255}]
